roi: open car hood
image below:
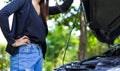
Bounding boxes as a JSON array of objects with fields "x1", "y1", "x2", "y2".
[
  {"x1": 54, "y1": 44, "x2": 120, "y2": 71},
  {"x1": 54, "y1": 0, "x2": 120, "y2": 71},
  {"x1": 83, "y1": 0, "x2": 120, "y2": 45}
]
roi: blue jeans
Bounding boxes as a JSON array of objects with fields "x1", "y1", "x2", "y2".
[{"x1": 10, "y1": 43, "x2": 43, "y2": 71}]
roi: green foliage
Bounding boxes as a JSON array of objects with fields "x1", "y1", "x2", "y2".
[
  {"x1": 0, "y1": 43, "x2": 10, "y2": 71},
  {"x1": 43, "y1": 24, "x2": 79, "y2": 71},
  {"x1": 49, "y1": 5, "x2": 80, "y2": 30},
  {"x1": 114, "y1": 36, "x2": 120, "y2": 44},
  {"x1": 43, "y1": 2, "x2": 80, "y2": 70},
  {"x1": 86, "y1": 30, "x2": 109, "y2": 58}
]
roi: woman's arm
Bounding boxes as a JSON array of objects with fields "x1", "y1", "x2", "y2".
[
  {"x1": 49, "y1": 0, "x2": 73, "y2": 15},
  {"x1": 0, "y1": 0, "x2": 25, "y2": 46}
]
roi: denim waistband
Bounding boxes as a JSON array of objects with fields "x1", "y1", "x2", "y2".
[{"x1": 26, "y1": 43, "x2": 40, "y2": 48}]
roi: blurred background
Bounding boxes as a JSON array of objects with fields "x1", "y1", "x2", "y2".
[{"x1": 0, "y1": 0, "x2": 117, "y2": 71}]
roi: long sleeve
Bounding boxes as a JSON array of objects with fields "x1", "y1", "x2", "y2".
[
  {"x1": 49, "y1": 0, "x2": 73, "y2": 15},
  {"x1": 0, "y1": 0, "x2": 25, "y2": 45}
]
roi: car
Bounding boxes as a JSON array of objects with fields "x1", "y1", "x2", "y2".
[
  {"x1": 54, "y1": 45, "x2": 120, "y2": 71},
  {"x1": 54, "y1": 0, "x2": 120, "y2": 71}
]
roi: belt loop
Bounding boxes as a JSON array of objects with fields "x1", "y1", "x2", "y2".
[{"x1": 31, "y1": 43, "x2": 34, "y2": 49}]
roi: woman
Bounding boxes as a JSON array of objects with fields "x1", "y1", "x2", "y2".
[{"x1": 0, "y1": 0, "x2": 73, "y2": 70}]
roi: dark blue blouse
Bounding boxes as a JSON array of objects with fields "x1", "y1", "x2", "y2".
[{"x1": 0, "y1": 0, "x2": 73, "y2": 57}]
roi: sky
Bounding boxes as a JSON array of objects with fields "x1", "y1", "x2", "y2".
[{"x1": 0, "y1": 0, "x2": 80, "y2": 44}]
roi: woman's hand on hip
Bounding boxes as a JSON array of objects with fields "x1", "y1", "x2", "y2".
[{"x1": 12, "y1": 35, "x2": 31, "y2": 47}]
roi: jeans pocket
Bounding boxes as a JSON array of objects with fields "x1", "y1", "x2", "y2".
[{"x1": 19, "y1": 45, "x2": 32, "y2": 54}]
